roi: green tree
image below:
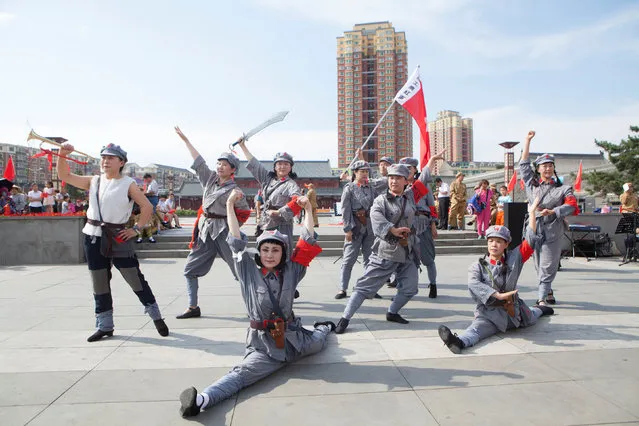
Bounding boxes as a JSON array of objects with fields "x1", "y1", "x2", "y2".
[{"x1": 585, "y1": 125, "x2": 639, "y2": 195}]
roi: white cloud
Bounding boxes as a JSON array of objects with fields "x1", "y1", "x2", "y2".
[
  {"x1": 0, "y1": 12, "x2": 16, "y2": 24},
  {"x1": 254, "y1": 0, "x2": 639, "y2": 72},
  {"x1": 468, "y1": 103, "x2": 639, "y2": 161}
]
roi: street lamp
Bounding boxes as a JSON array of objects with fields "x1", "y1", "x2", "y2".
[{"x1": 499, "y1": 141, "x2": 519, "y2": 196}]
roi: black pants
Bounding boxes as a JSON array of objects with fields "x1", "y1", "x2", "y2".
[
  {"x1": 438, "y1": 197, "x2": 450, "y2": 229},
  {"x1": 84, "y1": 235, "x2": 157, "y2": 314}
]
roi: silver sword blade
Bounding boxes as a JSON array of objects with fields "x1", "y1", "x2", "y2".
[{"x1": 244, "y1": 111, "x2": 289, "y2": 140}]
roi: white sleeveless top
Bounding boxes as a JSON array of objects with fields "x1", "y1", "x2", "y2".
[{"x1": 82, "y1": 175, "x2": 135, "y2": 237}]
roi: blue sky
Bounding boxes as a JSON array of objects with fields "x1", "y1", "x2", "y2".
[{"x1": 1, "y1": 0, "x2": 638, "y2": 169}]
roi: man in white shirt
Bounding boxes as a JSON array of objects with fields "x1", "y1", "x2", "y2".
[
  {"x1": 435, "y1": 178, "x2": 450, "y2": 230},
  {"x1": 27, "y1": 183, "x2": 44, "y2": 213}
]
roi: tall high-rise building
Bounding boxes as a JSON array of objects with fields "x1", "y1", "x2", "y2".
[
  {"x1": 337, "y1": 22, "x2": 411, "y2": 168},
  {"x1": 428, "y1": 110, "x2": 473, "y2": 173}
]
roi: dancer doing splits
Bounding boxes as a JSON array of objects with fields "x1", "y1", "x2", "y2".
[
  {"x1": 438, "y1": 198, "x2": 555, "y2": 353},
  {"x1": 57, "y1": 143, "x2": 169, "y2": 342},
  {"x1": 179, "y1": 189, "x2": 334, "y2": 417}
]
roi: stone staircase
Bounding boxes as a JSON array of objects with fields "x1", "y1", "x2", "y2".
[{"x1": 136, "y1": 229, "x2": 487, "y2": 258}]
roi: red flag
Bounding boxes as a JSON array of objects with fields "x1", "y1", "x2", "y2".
[
  {"x1": 574, "y1": 160, "x2": 583, "y2": 192},
  {"x1": 395, "y1": 66, "x2": 430, "y2": 169},
  {"x1": 3, "y1": 155, "x2": 15, "y2": 181},
  {"x1": 507, "y1": 170, "x2": 517, "y2": 194}
]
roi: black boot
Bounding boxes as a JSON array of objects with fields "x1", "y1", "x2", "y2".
[
  {"x1": 536, "y1": 305, "x2": 555, "y2": 316},
  {"x1": 428, "y1": 284, "x2": 437, "y2": 299},
  {"x1": 294, "y1": 290, "x2": 300, "y2": 299},
  {"x1": 176, "y1": 306, "x2": 201, "y2": 319},
  {"x1": 335, "y1": 318, "x2": 350, "y2": 334},
  {"x1": 87, "y1": 329, "x2": 113, "y2": 343},
  {"x1": 387, "y1": 279, "x2": 398, "y2": 288},
  {"x1": 386, "y1": 312, "x2": 409, "y2": 324},
  {"x1": 373, "y1": 293, "x2": 383, "y2": 299},
  {"x1": 438, "y1": 325, "x2": 464, "y2": 354},
  {"x1": 313, "y1": 321, "x2": 336, "y2": 331},
  {"x1": 154, "y1": 319, "x2": 169, "y2": 336},
  {"x1": 179, "y1": 387, "x2": 201, "y2": 418},
  {"x1": 546, "y1": 290, "x2": 556, "y2": 305},
  {"x1": 334, "y1": 290, "x2": 347, "y2": 300}
]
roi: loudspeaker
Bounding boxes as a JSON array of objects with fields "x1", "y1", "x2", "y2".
[{"x1": 504, "y1": 202, "x2": 528, "y2": 249}]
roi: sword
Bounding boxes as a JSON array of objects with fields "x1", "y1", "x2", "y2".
[{"x1": 230, "y1": 111, "x2": 289, "y2": 148}]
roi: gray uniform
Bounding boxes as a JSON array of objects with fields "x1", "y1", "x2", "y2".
[
  {"x1": 459, "y1": 234, "x2": 544, "y2": 347},
  {"x1": 341, "y1": 169, "x2": 432, "y2": 320},
  {"x1": 200, "y1": 229, "x2": 330, "y2": 408},
  {"x1": 246, "y1": 157, "x2": 301, "y2": 251},
  {"x1": 339, "y1": 181, "x2": 376, "y2": 291},
  {"x1": 519, "y1": 159, "x2": 577, "y2": 301},
  {"x1": 415, "y1": 190, "x2": 438, "y2": 285},
  {"x1": 184, "y1": 155, "x2": 251, "y2": 307}
]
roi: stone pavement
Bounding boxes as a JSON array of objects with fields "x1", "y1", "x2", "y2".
[{"x1": 1, "y1": 251, "x2": 638, "y2": 426}]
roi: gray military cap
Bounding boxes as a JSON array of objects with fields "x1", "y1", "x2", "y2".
[
  {"x1": 274, "y1": 152, "x2": 294, "y2": 166},
  {"x1": 351, "y1": 160, "x2": 371, "y2": 171},
  {"x1": 485, "y1": 225, "x2": 512, "y2": 243},
  {"x1": 379, "y1": 156, "x2": 394, "y2": 165},
  {"x1": 534, "y1": 153, "x2": 555, "y2": 166},
  {"x1": 100, "y1": 143, "x2": 128, "y2": 162},
  {"x1": 387, "y1": 164, "x2": 410, "y2": 179},
  {"x1": 256, "y1": 229, "x2": 290, "y2": 255},
  {"x1": 399, "y1": 157, "x2": 419, "y2": 168},
  {"x1": 218, "y1": 152, "x2": 240, "y2": 169}
]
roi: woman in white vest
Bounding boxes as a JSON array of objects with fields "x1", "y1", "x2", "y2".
[{"x1": 57, "y1": 143, "x2": 169, "y2": 342}]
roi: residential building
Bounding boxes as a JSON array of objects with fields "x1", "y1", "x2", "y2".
[
  {"x1": 428, "y1": 110, "x2": 473, "y2": 173},
  {"x1": 337, "y1": 21, "x2": 411, "y2": 168},
  {"x1": 0, "y1": 142, "x2": 99, "y2": 189},
  {"x1": 123, "y1": 163, "x2": 196, "y2": 193}
]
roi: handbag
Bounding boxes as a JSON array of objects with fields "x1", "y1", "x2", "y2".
[{"x1": 95, "y1": 177, "x2": 136, "y2": 258}]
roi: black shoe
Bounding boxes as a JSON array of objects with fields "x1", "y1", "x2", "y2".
[
  {"x1": 387, "y1": 280, "x2": 397, "y2": 288},
  {"x1": 176, "y1": 307, "x2": 201, "y2": 319},
  {"x1": 537, "y1": 305, "x2": 555, "y2": 316},
  {"x1": 294, "y1": 290, "x2": 300, "y2": 299},
  {"x1": 438, "y1": 325, "x2": 464, "y2": 354},
  {"x1": 87, "y1": 329, "x2": 113, "y2": 342},
  {"x1": 314, "y1": 321, "x2": 336, "y2": 331},
  {"x1": 154, "y1": 319, "x2": 169, "y2": 336},
  {"x1": 374, "y1": 293, "x2": 383, "y2": 299},
  {"x1": 335, "y1": 317, "x2": 350, "y2": 334},
  {"x1": 179, "y1": 387, "x2": 201, "y2": 418},
  {"x1": 335, "y1": 291, "x2": 347, "y2": 300},
  {"x1": 428, "y1": 284, "x2": 437, "y2": 299},
  {"x1": 546, "y1": 291, "x2": 556, "y2": 305},
  {"x1": 386, "y1": 312, "x2": 409, "y2": 324}
]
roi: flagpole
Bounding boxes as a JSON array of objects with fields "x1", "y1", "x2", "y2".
[{"x1": 346, "y1": 100, "x2": 396, "y2": 170}]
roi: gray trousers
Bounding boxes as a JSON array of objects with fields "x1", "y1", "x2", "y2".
[
  {"x1": 459, "y1": 308, "x2": 543, "y2": 347},
  {"x1": 417, "y1": 230, "x2": 437, "y2": 285},
  {"x1": 339, "y1": 226, "x2": 375, "y2": 291},
  {"x1": 201, "y1": 325, "x2": 331, "y2": 408},
  {"x1": 533, "y1": 238, "x2": 562, "y2": 301},
  {"x1": 183, "y1": 230, "x2": 237, "y2": 308},
  {"x1": 342, "y1": 253, "x2": 419, "y2": 320}
]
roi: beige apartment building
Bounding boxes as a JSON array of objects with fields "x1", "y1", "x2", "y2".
[
  {"x1": 336, "y1": 21, "x2": 411, "y2": 168},
  {"x1": 428, "y1": 110, "x2": 473, "y2": 174}
]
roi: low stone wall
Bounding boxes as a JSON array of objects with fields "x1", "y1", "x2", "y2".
[
  {"x1": 0, "y1": 216, "x2": 86, "y2": 265},
  {"x1": 563, "y1": 213, "x2": 629, "y2": 256}
]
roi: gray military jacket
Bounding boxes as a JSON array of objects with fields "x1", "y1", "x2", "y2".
[
  {"x1": 246, "y1": 157, "x2": 301, "y2": 231},
  {"x1": 467, "y1": 232, "x2": 541, "y2": 332},
  {"x1": 370, "y1": 168, "x2": 432, "y2": 263},
  {"x1": 415, "y1": 189, "x2": 437, "y2": 235},
  {"x1": 341, "y1": 181, "x2": 376, "y2": 237},
  {"x1": 192, "y1": 155, "x2": 250, "y2": 242},
  {"x1": 227, "y1": 228, "x2": 319, "y2": 362},
  {"x1": 519, "y1": 159, "x2": 577, "y2": 243}
]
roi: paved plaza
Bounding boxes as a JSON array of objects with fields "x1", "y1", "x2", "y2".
[{"x1": 1, "y1": 245, "x2": 638, "y2": 425}]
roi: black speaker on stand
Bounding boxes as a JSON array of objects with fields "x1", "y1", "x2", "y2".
[{"x1": 504, "y1": 202, "x2": 528, "y2": 249}]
